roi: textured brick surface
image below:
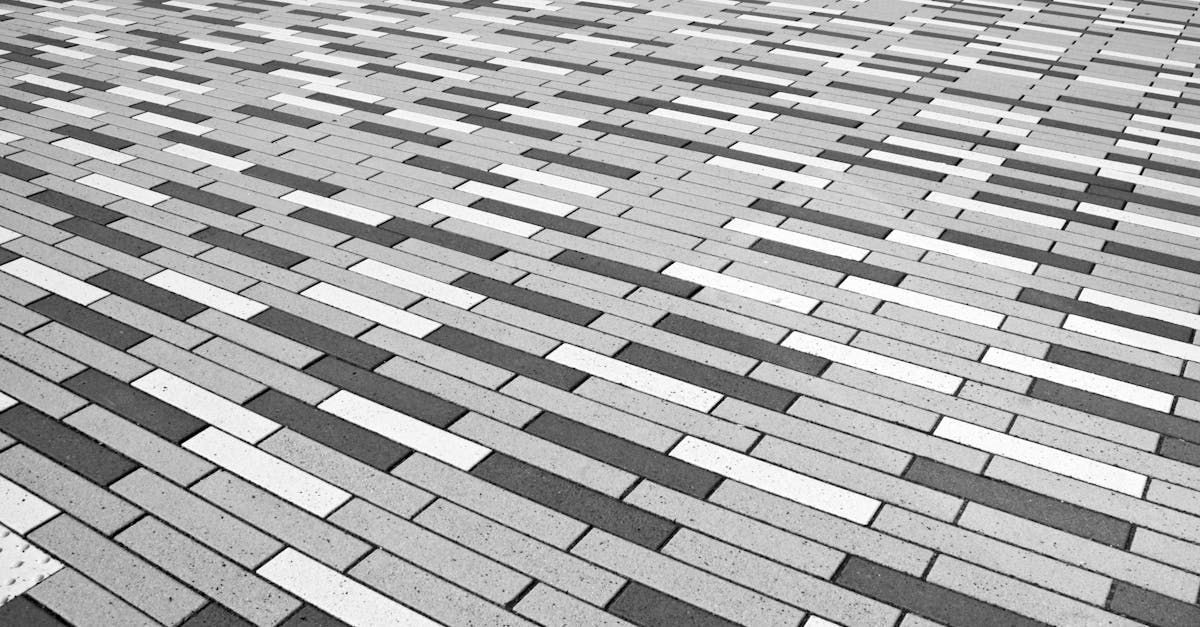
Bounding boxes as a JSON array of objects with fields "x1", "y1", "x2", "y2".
[{"x1": 2, "y1": 0, "x2": 1200, "y2": 624}]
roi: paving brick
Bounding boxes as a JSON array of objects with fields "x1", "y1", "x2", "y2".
[
  {"x1": 393, "y1": 454, "x2": 588, "y2": 550},
  {"x1": 987, "y1": 457, "x2": 1200, "y2": 545},
  {"x1": 90, "y1": 295, "x2": 212, "y2": 350},
  {"x1": 3, "y1": 2, "x2": 1200, "y2": 624},
  {"x1": 117, "y1": 517, "x2": 301, "y2": 625},
  {"x1": 0, "y1": 446, "x2": 139, "y2": 536},
  {"x1": 454, "y1": 412, "x2": 637, "y2": 497},
  {"x1": 0, "y1": 326, "x2": 84, "y2": 383},
  {"x1": 331, "y1": 498, "x2": 530, "y2": 604},
  {"x1": 575, "y1": 378, "x2": 759, "y2": 452},
  {"x1": 361, "y1": 325, "x2": 512, "y2": 389},
  {"x1": 668, "y1": 528, "x2": 900, "y2": 626},
  {"x1": 349, "y1": 549, "x2": 537, "y2": 627},
  {"x1": 574, "y1": 528, "x2": 807, "y2": 627},
  {"x1": 961, "y1": 502, "x2": 1200, "y2": 603},
  {"x1": 191, "y1": 471, "x2": 369, "y2": 570},
  {"x1": 259, "y1": 429, "x2": 433, "y2": 519},
  {"x1": 196, "y1": 338, "x2": 334, "y2": 404},
  {"x1": 179, "y1": 604, "x2": 255, "y2": 627},
  {"x1": 927, "y1": 556, "x2": 1140, "y2": 627},
  {"x1": 305, "y1": 356, "x2": 467, "y2": 428},
  {"x1": 513, "y1": 584, "x2": 636, "y2": 627},
  {"x1": 0, "y1": 357, "x2": 87, "y2": 419},
  {"x1": 0, "y1": 404, "x2": 136, "y2": 487},
  {"x1": 26, "y1": 568, "x2": 158, "y2": 627},
  {"x1": 0, "y1": 596, "x2": 70, "y2": 627},
  {"x1": 111, "y1": 469, "x2": 281, "y2": 569},
  {"x1": 29, "y1": 515, "x2": 206, "y2": 626},
  {"x1": 129, "y1": 337, "x2": 266, "y2": 403},
  {"x1": 723, "y1": 398, "x2": 915, "y2": 473}
]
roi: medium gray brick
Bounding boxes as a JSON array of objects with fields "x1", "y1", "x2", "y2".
[
  {"x1": 29, "y1": 515, "x2": 206, "y2": 627},
  {"x1": 711, "y1": 480, "x2": 934, "y2": 576},
  {"x1": 572, "y1": 528, "x2": 807, "y2": 627},
  {"x1": 823, "y1": 364, "x2": 1013, "y2": 431},
  {"x1": 926, "y1": 556, "x2": 1139, "y2": 627},
  {"x1": 241, "y1": 282, "x2": 374, "y2": 338},
  {"x1": 26, "y1": 568, "x2": 159, "y2": 627},
  {"x1": 873, "y1": 505, "x2": 1111, "y2": 605},
  {"x1": 625, "y1": 481, "x2": 844, "y2": 577},
  {"x1": 197, "y1": 247, "x2": 315, "y2": 293},
  {"x1": 716, "y1": 399, "x2": 914, "y2": 475},
  {"x1": 987, "y1": 457, "x2": 1200, "y2": 545},
  {"x1": 56, "y1": 235, "x2": 164, "y2": 280},
  {"x1": 1130, "y1": 527, "x2": 1200, "y2": 577},
  {"x1": 417, "y1": 497, "x2": 625, "y2": 606},
  {"x1": 513, "y1": 584, "x2": 636, "y2": 627},
  {"x1": 92, "y1": 296, "x2": 212, "y2": 350},
  {"x1": 111, "y1": 468, "x2": 281, "y2": 569},
  {"x1": 0, "y1": 357, "x2": 86, "y2": 418},
  {"x1": 664, "y1": 528, "x2": 899, "y2": 627},
  {"x1": 361, "y1": 325, "x2": 515, "y2": 390},
  {"x1": 957, "y1": 381, "x2": 1159, "y2": 452},
  {"x1": 64, "y1": 405, "x2": 210, "y2": 485},
  {"x1": 192, "y1": 471, "x2": 372, "y2": 570},
  {"x1": 0, "y1": 325, "x2": 84, "y2": 382},
  {"x1": 501, "y1": 376, "x2": 681, "y2": 452},
  {"x1": 0, "y1": 445, "x2": 139, "y2": 535},
  {"x1": 331, "y1": 498, "x2": 531, "y2": 604},
  {"x1": 117, "y1": 516, "x2": 301, "y2": 626},
  {"x1": 962, "y1": 503, "x2": 1200, "y2": 602},
  {"x1": 752, "y1": 435, "x2": 961, "y2": 521},
  {"x1": 349, "y1": 549, "x2": 539, "y2": 627},
  {"x1": 188, "y1": 309, "x2": 321, "y2": 369},
  {"x1": 575, "y1": 378, "x2": 759, "y2": 452},
  {"x1": 450, "y1": 412, "x2": 637, "y2": 497},
  {"x1": 393, "y1": 454, "x2": 587, "y2": 550},
  {"x1": 373, "y1": 354, "x2": 542, "y2": 427},
  {"x1": 129, "y1": 337, "x2": 265, "y2": 403},
  {"x1": 194, "y1": 337, "x2": 335, "y2": 405},
  {"x1": 256, "y1": 428, "x2": 432, "y2": 519},
  {"x1": 0, "y1": 294, "x2": 46, "y2": 333}
]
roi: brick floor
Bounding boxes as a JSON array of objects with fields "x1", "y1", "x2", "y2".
[{"x1": 1, "y1": 0, "x2": 1199, "y2": 624}]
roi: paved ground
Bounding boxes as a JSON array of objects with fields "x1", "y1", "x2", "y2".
[{"x1": 0, "y1": 0, "x2": 1199, "y2": 624}]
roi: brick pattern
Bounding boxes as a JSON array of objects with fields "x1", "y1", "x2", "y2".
[{"x1": 0, "y1": 0, "x2": 1199, "y2": 624}]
